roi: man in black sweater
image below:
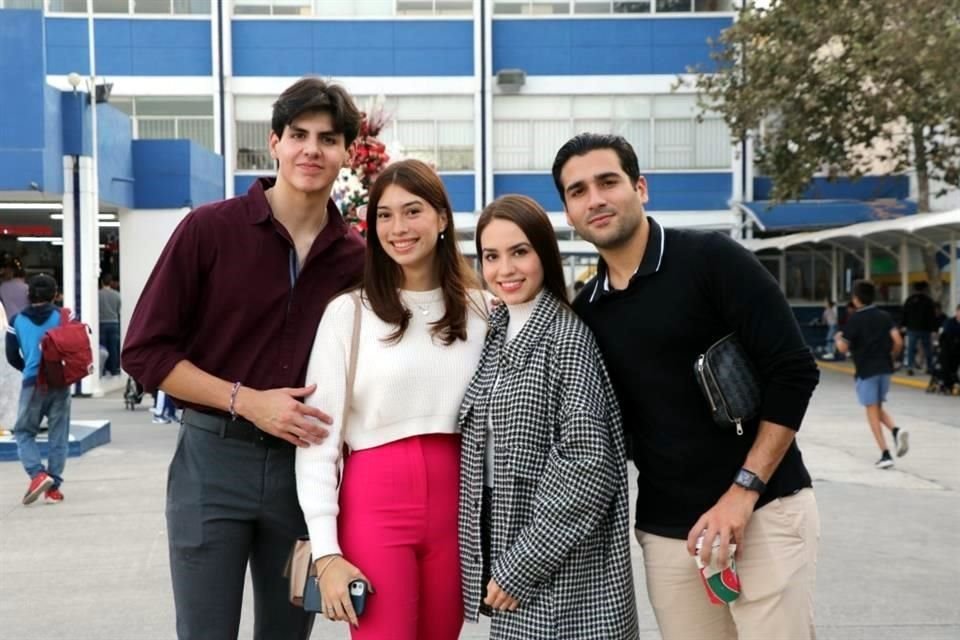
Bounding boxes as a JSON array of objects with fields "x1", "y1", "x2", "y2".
[{"x1": 552, "y1": 134, "x2": 820, "y2": 640}]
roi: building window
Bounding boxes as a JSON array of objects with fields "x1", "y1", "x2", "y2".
[
  {"x1": 1, "y1": 1, "x2": 44, "y2": 9},
  {"x1": 234, "y1": 95, "x2": 474, "y2": 172},
  {"x1": 232, "y1": 0, "x2": 472, "y2": 16},
  {"x1": 46, "y1": 0, "x2": 211, "y2": 13},
  {"x1": 492, "y1": 0, "x2": 731, "y2": 13},
  {"x1": 111, "y1": 96, "x2": 215, "y2": 151},
  {"x1": 493, "y1": 94, "x2": 729, "y2": 171}
]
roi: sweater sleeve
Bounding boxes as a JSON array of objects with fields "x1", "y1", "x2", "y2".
[
  {"x1": 491, "y1": 325, "x2": 623, "y2": 602},
  {"x1": 6, "y1": 322, "x2": 23, "y2": 371},
  {"x1": 705, "y1": 234, "x2": 819, "y2": 431},
  {"x1": 295, "y1": 294, "x2": 355, "y2": 560}
]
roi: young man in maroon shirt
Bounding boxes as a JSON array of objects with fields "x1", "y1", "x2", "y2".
[{"x1": 123, "y1": 78, "x2": 365, "y2": 640}]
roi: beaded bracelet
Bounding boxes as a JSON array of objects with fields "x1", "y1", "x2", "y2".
[{"x1": 228, "y1": 381, "x2": 242, "y2": 421}]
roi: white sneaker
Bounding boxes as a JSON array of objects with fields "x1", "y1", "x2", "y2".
[{"x1": 895, "y1": 430, "x2": 910, "y2": 457}]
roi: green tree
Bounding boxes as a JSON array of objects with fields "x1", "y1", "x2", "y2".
[{"x1": 690, "y1": 0, "x2": 960, "y2": 298}]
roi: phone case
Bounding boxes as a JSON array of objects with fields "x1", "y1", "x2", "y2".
[
  {"x1": 302, "y1": 576, "x2": 322, "y2": 613},
  {"x1": 349, "y1": 580, "x2": 367, "y2": 617},
  {"x1": 303, "y1": 577, "x2": 368, "y2": 616}
]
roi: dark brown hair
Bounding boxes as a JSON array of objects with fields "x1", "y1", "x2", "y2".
[
  {"x1": 476, "y1": 195, "x2": 569, "y2": 307},
  {"x1": 364, "y1": 159, "x2": 480, "y2": 345},
  {"x1": 271, "y1": 77, "x2": 362, "y2": 147},
  {"x1": 552, "y1": 133, "x2": 641, "y2": 204}
]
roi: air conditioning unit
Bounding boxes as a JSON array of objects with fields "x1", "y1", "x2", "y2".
[{"x1": 496, "y1": 69, "x2": 526, "y2": 93}]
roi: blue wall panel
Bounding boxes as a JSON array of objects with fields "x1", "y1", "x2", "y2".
[
  {"x1": 134, "y1": 140, "x2": 223, "y2": 209},
  {"x1": 440, "y1": 174, "x2": 475, "y2": 214},
  {"x1": 233, "y1": 173, "x2": 472, "y2": 212},
  {"x1": 0, "y1": 10, "x2": 48, "y2": 192},
  {"x1": 493, "y1": 18, "x2": 729, "y2": 75},
  {"x1": 753, "y1": 176, "x2": 910, "y2": 201},
  {"x1": 494, "y1": 174, "x2": 564, "y2": 212},
  {"x1": 97, "y1": 104, "x2": 134, "y2": 208},
  {"x1": 43, "y1": 85, "x2": 64, "y2": 195},
  {"x1": 233, "y1": 21, "x2": 472, "y2": 76},
  {"x1": 495, "y1": 172, "x2": 731, "y2": 212},
  {"x1": 46, "y1": 18, "x2": 211, "y2": 76},
  {"x1": 188, "y1": 143, "x2": 225, "y2": 207}
]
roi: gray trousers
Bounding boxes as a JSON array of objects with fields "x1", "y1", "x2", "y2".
[{"x1": 166, "y1": 421, "x2": 314, "y2": 640}]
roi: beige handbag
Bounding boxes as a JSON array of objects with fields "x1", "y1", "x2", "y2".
[{"x1": 285, "y1": 291, "x2": 363, "y2": 607}]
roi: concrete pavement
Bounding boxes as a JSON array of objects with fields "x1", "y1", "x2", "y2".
[{"x1": 0, "y1": 369, "x2": 958, "y2": 640}]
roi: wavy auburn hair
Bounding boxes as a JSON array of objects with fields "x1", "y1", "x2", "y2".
[{"x1": 364, "y1": 159, "x2": 479, "y2": 345}]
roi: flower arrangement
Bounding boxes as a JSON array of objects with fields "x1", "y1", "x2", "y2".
[{"x1": 332, "y1": 99, "x2": 392, "y2": 236}]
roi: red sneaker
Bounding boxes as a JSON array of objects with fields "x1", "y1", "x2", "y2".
[
  {"x1": 23, "y1": 472, "x2": 54, "y2": 505},
  {"x1": 44, "y1": 487, "x2": 64, "y2": 504}
]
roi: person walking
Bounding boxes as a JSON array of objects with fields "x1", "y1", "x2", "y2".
[
  {"x1": 835, "y1": 280, "x2": 910, "y2": 468},
  {"x1": 5, "y1": 274, "x2": 71, "y2": 505}
]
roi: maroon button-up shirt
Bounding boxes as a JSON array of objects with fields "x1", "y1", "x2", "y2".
[{"x1": 122, "y1": 178, "x2": 365, "y2": 410}]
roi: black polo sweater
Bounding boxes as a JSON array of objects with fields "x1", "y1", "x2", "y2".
[{"x1": 574, "y1": 218, "x2": 820, "y2": 539}]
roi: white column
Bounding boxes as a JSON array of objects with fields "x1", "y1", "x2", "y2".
[
  {"x1": 952, "y1": 233, "x2": 958, "y2": 312},
  {"x1": 472, "y1": 0, "x2": 483, "y2": 213},
  {"x1": 78, "y1": 157, "x2": 101, "y2": 396},
  {"x1": 61, "y1": 156, "x2": 77, "y2": 315},
  {"x1": 221, "y1": 0, "x2": 236, "y2": 197},
  {"x1": 778, "y1": 253, "x2": 787, "y2": 294},
  {"x1": 864, "y1": 243, "x2": 872, "y2": 281},
  {"x1": 482, "y1": 0, "x2": 494, "y2": 208},
  {"x1": 900, "y1": 238, "x2": 910, "y2": 302},
  {"x1": 831, "y1": 247, "x2": 838, "y2": 302}
]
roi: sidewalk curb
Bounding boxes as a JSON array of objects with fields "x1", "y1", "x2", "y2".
[{"x1": 817, "y1": 361, "x2": 930, "y2": 390}]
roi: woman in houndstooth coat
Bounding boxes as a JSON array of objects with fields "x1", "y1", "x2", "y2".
[{"x1": 458, "y1": 196, "x2": 639, "y2": 640}]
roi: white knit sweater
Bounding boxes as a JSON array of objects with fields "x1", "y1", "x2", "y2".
[{"x1": 296, "y1": 288, "x2": 489, "y2": 558}]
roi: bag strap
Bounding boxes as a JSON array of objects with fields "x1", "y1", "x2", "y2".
[
  {"x1": 58, "y1": 307, "x2": 70, "y2": 325},
  {"x1": 341, "y1": 291, "x2": 362, "y2": 434}
]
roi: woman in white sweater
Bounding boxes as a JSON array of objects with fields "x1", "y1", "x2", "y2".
[{"x1": 296, "y1": 159, "x2": 487, "y2": 639}]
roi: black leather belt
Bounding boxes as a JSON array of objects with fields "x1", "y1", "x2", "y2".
[{"x1": 182, "y1": 408, "x2": 289, "y2": 449}]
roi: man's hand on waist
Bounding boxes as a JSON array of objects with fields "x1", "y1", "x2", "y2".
[
  {"x1": 234, "y1": 384, "x2": 331, "y2": 448},
  {"x1": 686, "y1": 484, "x2": 759, "y2": 569}
]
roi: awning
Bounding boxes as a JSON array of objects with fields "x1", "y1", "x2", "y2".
[
  {"x1": 741, "y1": 208, "x2": 960, "y2": 253},
  {"x1": 742, "y1": 199, "x2": 917, "y2": 232}
]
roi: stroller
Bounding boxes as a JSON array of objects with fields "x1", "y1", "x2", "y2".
[{"x1": 124, "y1": 376, "x2": 146, "y2": 410}]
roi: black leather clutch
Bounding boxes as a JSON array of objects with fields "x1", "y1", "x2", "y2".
[{"x1": 694, "y1": 333, "x2": 761, "y2": 434}]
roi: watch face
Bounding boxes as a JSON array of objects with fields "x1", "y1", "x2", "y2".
[{"x1": 736, "y1": 469, "x2": 761, "y2": 490}]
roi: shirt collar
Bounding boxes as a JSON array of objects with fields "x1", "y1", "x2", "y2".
[
  {"x1": 589, "y1": 216, "x2": 665, "y2": 303},
  {"x1": 244, "y1": 177, "x2": 345, "y2": 232}
]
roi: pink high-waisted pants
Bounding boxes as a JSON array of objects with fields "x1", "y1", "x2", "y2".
[{"x1": 338, "y1": 433, "x2": 463, "y2": 640}]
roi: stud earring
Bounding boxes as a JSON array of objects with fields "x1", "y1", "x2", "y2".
[{"x1": 439, "y1": 231, "x2": 446, "y2": 241}]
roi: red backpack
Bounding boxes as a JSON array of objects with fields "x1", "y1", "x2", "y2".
[{"x1": 39, "y1": 308, "x2": 94, "y2": 388}]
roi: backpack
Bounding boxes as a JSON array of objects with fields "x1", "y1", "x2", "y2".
[{"x1": 39, "y1": 308, "x2": 94, "y2": 388}]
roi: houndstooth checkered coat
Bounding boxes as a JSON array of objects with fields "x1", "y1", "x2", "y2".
[{"x1": 458, "y1": 292, "x2": 639, "y2": 640}]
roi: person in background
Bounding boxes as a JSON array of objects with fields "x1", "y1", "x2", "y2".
[
  {"x1": 99, "y1": 273, "x2": 122, "y2": 377},
  {"x1": 821, "y1": 298, "x2": 839, "y2": 359},
  {"x1": 458, "y1": 195, "x2": 638, "y2": 639},
  {"x1": 901, "y1": 281, "x2": 937, "y2": 375},
  {"x1": 835, "y1": 280, "x2": 909, "y2": 469},
  {"x1": 5, "y1": 274, "x2": 71, "y2": 505},
  {"x1": 0, "y1": 257, "x2": 30, "y2": 319}
]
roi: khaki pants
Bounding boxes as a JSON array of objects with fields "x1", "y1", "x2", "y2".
[{"x1": 637, "y1": 489, "x2": 819, "y2": 640}]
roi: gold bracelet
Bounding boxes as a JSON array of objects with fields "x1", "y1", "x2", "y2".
[{"x1": 315, "y1": 554, "x2": 341, "y2": 579}]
